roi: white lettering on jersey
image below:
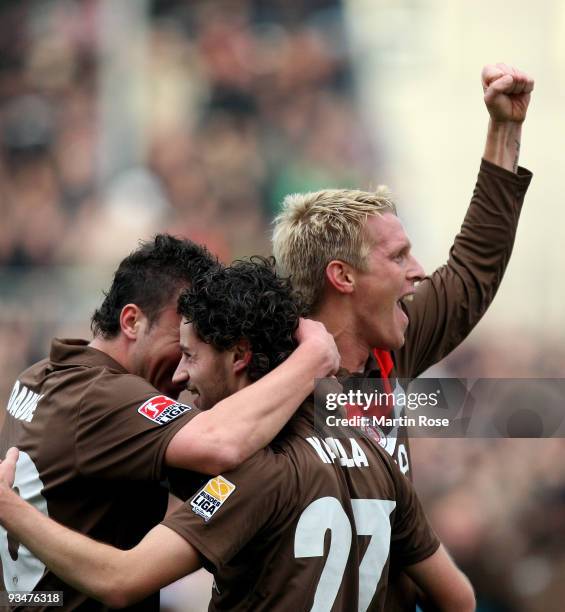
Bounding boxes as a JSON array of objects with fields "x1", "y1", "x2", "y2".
[
  {"x1": 306, "y1": 437, "x2": 369, "y2": 468},
  {"x1": 350, "y1": 439, "x2": 369, "y2": 467},
  {"x1": 305, "y1": 437, "x2": 331, "y2": 463},
  {"x1": 380, "y1": 381, "x2": 411, "y2": 474},
  {"x1": 325, "y1": 438, "x2": 353, "y2": 467},
  {"x1": 6, "y1": 381, "x2": 43, "y2": 423},
  {"x1": 397, "y1": 443, "x2": 409, "y2": 475}
]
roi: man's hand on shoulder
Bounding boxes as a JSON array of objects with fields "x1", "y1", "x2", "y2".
[
  {"x1": 0, "y1": 448, "x2": 21, "y2": 525},
  {"x1": 482, "y1": 63, "x2": 534, "y2": 124},
  {"x1": 0, "y1": 447, "x2": 18, "y2": 489},
  {"x1": 295, "y1": 317, "x2": 340, "y2": 377}
]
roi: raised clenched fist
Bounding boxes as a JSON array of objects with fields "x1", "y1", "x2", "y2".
[{"x1": 482, "y1": 63, "x2": 534, "y2": 123}]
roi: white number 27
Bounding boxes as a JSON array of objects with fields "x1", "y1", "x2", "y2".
[{"x1": 294, "y1": 497, "x2": 396, "y2": 612}]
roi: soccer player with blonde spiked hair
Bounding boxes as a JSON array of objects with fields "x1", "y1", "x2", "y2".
[
  {"x1": 273, "y1": 187, "x2": 397, "y2": 313},
  {"x1": 273, "y1": 62, "x2": 534, "y2": 610}
]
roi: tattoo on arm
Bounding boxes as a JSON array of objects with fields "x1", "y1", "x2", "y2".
[{"x1": 512, "y1": 138, "x2": 521, "y2": 173}]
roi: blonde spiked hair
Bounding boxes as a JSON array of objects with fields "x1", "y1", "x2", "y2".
[{"x1": 272, "y1": 187, "x2": 396, "y2": 312}]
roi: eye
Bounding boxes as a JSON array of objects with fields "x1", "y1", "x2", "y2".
[{"x1": 392, "y1": 247, "x2": 410, "y2": 264}]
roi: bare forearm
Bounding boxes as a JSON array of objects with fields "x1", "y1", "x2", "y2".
[
  {"x1": 406, "y1": 546, "x2": 476, "y2": 612},
  {"x1": 483, "y1": 120, "x2": 522, "y2": 173},
  {"x1": 215, "y1": 341, "x2": 324, "y2": 440},
  {"x1": 0, "y1": 487, "x2": 200, "y2": 607},
  {"x1": 0, "y1": 487, "x2": 125, "y2": 606},
  {"x1": 171, "y1": 341, "x2": 330, "y2": 473}
]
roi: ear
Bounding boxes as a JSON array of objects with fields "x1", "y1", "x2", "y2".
[
  {"x1": 231, "y1": 338, "x2": 252, "y2": 375},
  {"x1": 325, "y1": 260, "x2": 356, "y2": 295},
  {"x1": 119, "y1": 304, "x2": 145, "y2": 341}
]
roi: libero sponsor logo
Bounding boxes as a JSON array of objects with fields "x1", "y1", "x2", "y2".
[
  {"x1": 191, "y1": 476, "x2": 236, "y2": 522},
  {"x1": 137, "y1": 395, "x2": 192, "y2": 425}
]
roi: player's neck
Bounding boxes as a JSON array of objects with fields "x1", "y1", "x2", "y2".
[
  {"x1": 89, "y1": 336, "x2": 130, "y2": 372},
  {"x1": 334, "y1": 333, "x2": 369, "y2": 373},
  {"x1": 233, "y1": 371, "x2": 253, "y2": 395},
  {"x1": 311, "y1": 303, "x2": 369, "y2": 373}
]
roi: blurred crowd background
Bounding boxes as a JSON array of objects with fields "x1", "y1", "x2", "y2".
[{"x1": 0, "y1": 1, "x2": 563, "y2": 611}]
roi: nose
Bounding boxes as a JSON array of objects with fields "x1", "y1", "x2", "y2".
[
  {"x1": 408, "y1": 254, "x2": 425, "y2": 282},
  {"x1": 172, "y1": 360, "x2": 189, "y2": 387}
]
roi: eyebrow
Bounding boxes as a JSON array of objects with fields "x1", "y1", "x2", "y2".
[{"x1": 388, "y1": 240, "x2": 412, "y2": 254}]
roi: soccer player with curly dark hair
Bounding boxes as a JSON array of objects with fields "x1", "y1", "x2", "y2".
[
  {"x1": 180, "y1": 256, "x2": 299, "y2": 377},
  {"x1": 0, "y1": 256, "x2": 474, "y2": 611},
  {"x1": 172, "y1": 256, "x2": 301, "y2": 411}
]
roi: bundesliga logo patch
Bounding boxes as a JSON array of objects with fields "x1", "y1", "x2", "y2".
[
  {"x1": 137, "y1": 395, "x2": 191, "y2": 425},
  {"x1": 191, "y1": 476, "x2": 236, "y2": 522}
]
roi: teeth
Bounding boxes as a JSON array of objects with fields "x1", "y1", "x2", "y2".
[{"x1": 403, "y1": 295, "x2": 414, "y2": 303}]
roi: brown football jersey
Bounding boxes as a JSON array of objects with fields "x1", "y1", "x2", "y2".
[
  {"x1": 359, "y1": 160, "x2": 533, "y2": 609},
  {"x1": 0, "y1": 339, "x2": 197, "y2": 611},
  {"x1": 162, "y1": 401, "x2": 439, "y2": 611},
  {"x1": 359, "y1": 160, "x2": 533, "y2": 481}
]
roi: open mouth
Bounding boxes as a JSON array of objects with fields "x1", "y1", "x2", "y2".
[{"x1": 396, "y1": 296, "x2": 411, "y2": 327}]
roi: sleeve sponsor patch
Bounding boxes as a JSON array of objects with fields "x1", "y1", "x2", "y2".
[
  {"x1": 191, "y1": 476, "x2": 236, "y2": 522},
  {"x1": 137, "y1": 395, "x2": 192, "y2": 425}
]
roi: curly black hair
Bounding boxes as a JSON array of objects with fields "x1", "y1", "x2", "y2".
[
  {"x1": 91, "y1": 234, "x2": 217, "y2": 338},
  {"x1": 178, "y1": 256, "x2": 301, "y2": 381}
]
